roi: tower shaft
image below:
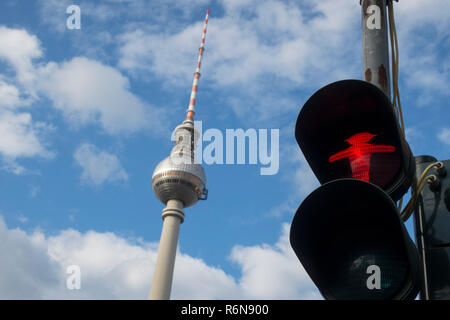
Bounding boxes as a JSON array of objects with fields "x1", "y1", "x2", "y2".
[{"x1": 149, "y1": 199, "x2": 184, "y2": 300}]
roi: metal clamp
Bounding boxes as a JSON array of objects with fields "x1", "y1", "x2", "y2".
[
  {"x1": 359, "y1": 0, "x2": 398, "y2": 5},
  {"x1": 427, "y1": 175, "x2": 441, "y2": 193},
  {"x1": 435, "y1": 162, "x2": 447, "y2": 177},
  {"x1": 199, "y1": 188, "x2": 208, "y2": 200}
]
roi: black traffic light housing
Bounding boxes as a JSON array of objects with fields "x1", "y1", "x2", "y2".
[
  {"x1": 414, "y1": 157, "x2": 450, "y2": 299},
  {"x1": 290, "y1": 179, "x2": 421, "y2": 300},
  {"x1": 295, "y1": 79, "x2": 415, "y2": 201},
  {"x1": 291, "y1": 79, "x2": 420, "y2": 300}
]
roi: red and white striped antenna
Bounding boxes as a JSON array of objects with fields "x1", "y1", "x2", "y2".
[{"x1": 186, "y1": 8, "x2": 210, "y2": 121}]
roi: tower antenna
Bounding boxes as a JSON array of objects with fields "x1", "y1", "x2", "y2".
[{"x1": 186, "y1": 8, "x2": 210, "y2": 121}]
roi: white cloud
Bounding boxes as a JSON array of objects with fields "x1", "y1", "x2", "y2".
[
  {"x1": 0, "y1": 26, "x2": 42, "y2": 85},
  {"x1": 265, "y1": 140, "x2": 318, "y2": 219},
  {"x1": 395, "y1": 0, "x2": 450, "y2": 102},
  {"x1": 39, "y1": 0, "x2": 211, "y2": 33},
  {"x1": 0, "y1": 26, "x2": 170, "y2": 175},
  {"x1": 74, "y1": 143, "x2": 129, "y2": 186},
  {"x1": 118, "y1": 27, "x2": 200, "y2": 85},
  {"x1": 395, "y1": 0, "x2": 449, "y2": 31},
  {"x1": 281, "y1": 139, "x2": 318, "y2": 200},
  {"x1": 0, "y1": 158, "x2": 27, "y2": 175},
  {"x1": 38, "y1": 0, "x2": 71, "y2": 33},
  {"x1": 222, "y1": 0, "x2": 258, "y2": 13},
  {"x1": 117, "y1": 0, "x2": 360, "y2": 124},
  {"x1": 0, "y1": 108, "x2": 54, "y2": 174},
  {"x1": 115, "y1": 0, "x2": 450, "y2": 124},
  {"x1": 30, "y1": 186, "x2": 40, "y2": 198},
  {"x1": 0, "y1": 25, "x2": 165, "y2": 136},
  {"x1": 0, "y1": 217, "x2": 63, "y2": 299},
  {"x1": 0, "y1": 27, "x2": 54, "y2": 173},
  {"x1": 437, "y1": 128, "x2": 450, "y2": 145},
  {"x1": 119, "y1": 0, "x2": 360, "y2": 87},
  {"x1": 404, "y1": 126, "x2": 424, "y2": 153},
  {"x1": 38, "y1": 57, "x2": 155, "y2": 135},
  {"x1": 230, "y1": 223, "x2": 321, "y2": 299},
  {"x1": 0, "y1": 110, "x2": 54, "y2": 160},
  {"x1": 0, "y1": 81, "x2": 25, "y2": 109},
  {"x1": 292, "y1": 152, "x2": 318, "y2": 199},
  {"x1": 0, "y1": 216, "x2": 319, "y2": 299},
  {"x1": 0, "y1": 79, "x2": 54, "y2": 173},
  {"x1": 17, "y1": 214, "x2": 28, "y2": 224}
]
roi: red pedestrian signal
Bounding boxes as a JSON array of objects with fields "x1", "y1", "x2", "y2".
[
  {"x1": 328, "y1": 132, "x2": 395, "y2": 182},
  {"x1": 295, "y1": 79, "x2": 414, "y2": 201}
]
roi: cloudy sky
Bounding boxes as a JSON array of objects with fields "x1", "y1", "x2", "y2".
[{"x1": 0, "y1": 0, "x2": 448, "y2": 299}]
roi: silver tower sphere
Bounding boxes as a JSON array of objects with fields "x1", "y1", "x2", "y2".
[{"x1": 152, "y1": 120, "x2": 207, "y2": 208}]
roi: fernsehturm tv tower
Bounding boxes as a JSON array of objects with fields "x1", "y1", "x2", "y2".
[{"x1": 149, "y1": 9, "x2": 210, "y2": 300}]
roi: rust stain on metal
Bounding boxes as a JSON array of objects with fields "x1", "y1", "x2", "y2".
[
  {"x1": 362, "y1": 0, "x2": 369, "y2": 16},
  {"x1": 378, "y1": 64, "x2": 388, "y2": 92},
  {"x1": 365, "y1": 68, "x2": 372, "y2": 82}
]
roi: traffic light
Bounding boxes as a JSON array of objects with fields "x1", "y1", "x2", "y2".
[
  {"x1": 290, "y1": 79, "x2": 420, "y2": 299},
  {"x1": 295, "y1": 79, "x2": 415, "y2": 201}
]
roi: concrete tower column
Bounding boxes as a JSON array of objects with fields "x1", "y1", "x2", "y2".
[{"x1": 149, "y1": 199, "x2": 185, "y2": 300}]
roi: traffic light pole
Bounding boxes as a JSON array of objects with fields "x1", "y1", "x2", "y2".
[
  {"x1": 361, "y1": 0, "x2": 391, "y2": 99},
  {"x1": 361, "y1": 1, "x2": 450, "y2": 300}
]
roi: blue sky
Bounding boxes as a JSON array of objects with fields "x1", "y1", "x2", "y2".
[{"x1": 0, "y1": 0, "x2": 448, "y2": 299}]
